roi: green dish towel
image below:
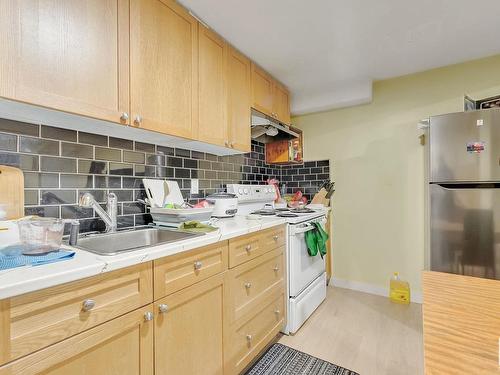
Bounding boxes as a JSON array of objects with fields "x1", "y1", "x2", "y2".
[
  {"x1": 305, "y1": 222, "x2": 329, "y2": 258},
  {"x1": 178, "y1": 221, "x2": 218, "y2": 233}
]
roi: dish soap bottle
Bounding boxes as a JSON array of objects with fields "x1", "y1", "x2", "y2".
[{"x1": 389, "y1": 272, "x2": 410, "y2": 304}]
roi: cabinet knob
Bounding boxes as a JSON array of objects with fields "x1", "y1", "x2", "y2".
[
  {"x1": 144, "y1": 311, "x2": 154, "y2": 321},
  {"x1": 244, "y1": 282, "x2": 252, "y2": 289},
  {"x1": 158, "y1": 304, "x2": 169, "y2": 314},
  {"x1": 273, "y1": 235, "x2": 279, "y2": 241},
  {"x1": 120, "y1": 112, "x2": 129, "y2": 122},
  {"x1": 245, "y1": 244, "x2": 252, "y2": 252},
  {"x1": 274, "y1": 309, "x2": 280, "y2": 315},
  {"x1": 81, "y1": 299, "x2": 96, "y2": 312},
  {"x1": 134, "y1": 115, "x2": 142, "y2": 126},
  {"x1": 194, "y1": 261, "x2": 203, "y2": 270},
  {"x1": 246, "y1": 334, "x2": 252, "y2": 342},
  {"x1": 273, "y1": 265, "x2": 279, "y2": 272}
]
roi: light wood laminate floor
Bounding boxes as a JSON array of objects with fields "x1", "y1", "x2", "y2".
[{"x1": 279, "y1": 287, "x2": 423, "y2": 375}]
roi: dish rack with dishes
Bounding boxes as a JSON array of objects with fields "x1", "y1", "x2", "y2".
[{"x1": 142, "y1": 179, "x2": 213, "y2": 227}]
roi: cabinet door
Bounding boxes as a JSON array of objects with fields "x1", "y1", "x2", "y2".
[
  {"x1": 273, "y1": 82, "x2": 291, "y2": 125},
  {"x1": 155, "y1": 274, "x2": 224, "y2": 375},
  {"x1": 130, "y1": 0, "x2": 198, "y2": 139},
  {"x1": 227, "y1": 47, "x2": 251, "y2": 152},
  {"x1": 251, "y1": 63, "x2": 274, "y2": 117},
  {"x1": 0, "y1": 0, "x2": 129, "y2": 124},
  {"x1": 197, "y1": 24, "x2": 227, "y2": 147},
  {"x1": 0, "y1": 306, "x2": 154, "y2": 375}
]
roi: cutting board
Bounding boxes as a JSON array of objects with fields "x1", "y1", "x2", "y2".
[{"x1": 0, "y1": 165, "x2": 24, "y2": 219}]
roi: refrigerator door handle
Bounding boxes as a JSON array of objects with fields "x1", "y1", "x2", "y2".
[{"x1": 434, "y1": 183, "x2": 500, "y2": 190}]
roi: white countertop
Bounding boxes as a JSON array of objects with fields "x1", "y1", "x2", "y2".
[{"x1": 0, "y1": 215, "x2": 286, "y2": 300}]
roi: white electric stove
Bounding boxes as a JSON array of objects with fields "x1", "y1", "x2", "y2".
[{"x1": 227, "y1": 184, "x2": 328, "y2": 335}]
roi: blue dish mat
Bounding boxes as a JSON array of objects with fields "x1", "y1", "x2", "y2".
[{"x1": 0, "y1": 245, "x2": 75, "y2": 271}]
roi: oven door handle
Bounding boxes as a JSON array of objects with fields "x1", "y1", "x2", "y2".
[{"x1": 292, "y1": 223, "x2": 316, "y2": 234}]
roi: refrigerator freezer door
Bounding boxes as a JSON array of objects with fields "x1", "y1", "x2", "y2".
[
  {"x1": 430, "y1": 109, "x2": 500, "y2": 182},
  {"x1": 430, "y1": 183, "x2": 500, "y2": 280}
]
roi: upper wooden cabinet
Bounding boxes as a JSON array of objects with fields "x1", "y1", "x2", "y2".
[
  {"x1": 197, "y1": 24, "x2": 227, "y2": 147},
  {"x1": 251, "y1": 64, "x2": 275, "y2": 117},
  {"x1": 273, "y1": 82, "x2": 291, "y2": 125},
  {"x1": 251, "y1": 63, "x2": 291, "y2": 125},
  {"x1": 0, "y1": 0, "x2": 130, "y2": 124},
  {"x1": 227, "y1": 46, "x2": 252, "y2": 152},
  {"x1": 130, "y1": 0, "x2": 198, "y2": 139}
]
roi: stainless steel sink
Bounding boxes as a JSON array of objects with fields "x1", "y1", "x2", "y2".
[{"x1": 71, "y1": 227, "x2": 204, "y2": 255}]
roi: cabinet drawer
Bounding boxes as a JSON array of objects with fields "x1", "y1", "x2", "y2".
[
  {"x1": 154, "y1": 242, "x2": 228, "y2": 299},
  {"x1": 225, "y1": 292, "x2": 284, "y2": 375},
  {"x1": 227, "y1": 248, "x2": 284, "y2": 323},
  {"x1": 0, "y1": 263, "x2": 153, "y2": 366},
  {"x1": 229, "y1": 225, "x2": 285, "y2": 268}
]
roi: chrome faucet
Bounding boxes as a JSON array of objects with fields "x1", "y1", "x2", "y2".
[{"x1": 79, "y1": 192, "x2": 118, "y2": 233}]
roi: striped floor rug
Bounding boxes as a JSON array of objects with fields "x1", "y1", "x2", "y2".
[{"x1": 245, "y1": 343, "x2": 359, "y2": 375}]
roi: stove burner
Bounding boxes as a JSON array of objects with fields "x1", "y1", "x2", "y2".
[
  {"x1": 277, "y1": 213, "x2": 299, "y2": 218},
  {"x1": 251, "y1": 209, "x2": 276, "y2": 216},
  {"x1": 275, "y1": 208, "x2": 290, "y2": 212},
  {"x1": 290, "y1": 208, "x2": 316, "y2": 214}
]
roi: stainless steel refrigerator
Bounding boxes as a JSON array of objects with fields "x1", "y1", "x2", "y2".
[{"x1": 429, "y1": 108, "x2": 500, "y2": 280}]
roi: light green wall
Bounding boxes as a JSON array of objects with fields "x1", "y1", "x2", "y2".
[{"x1": 293, "y1": 55, "x2": 500, "y2": 295}]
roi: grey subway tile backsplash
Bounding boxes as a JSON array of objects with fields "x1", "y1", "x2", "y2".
[
  {"x1": 109, "y1": 137, "x2": 133, "y2": 150},
  {"x1": 41, "y1": 156, "x2": 77, "y2": 173},
  {"x1": 61, "y1": 142, "x2": 93, "y2": 158},
  {"x1": 41, "y1": 126, "x2": 77, "y2": 142},
  {"x1": 0, "y1": 118, "x2": 329, "y2": 233},
  {"x1": 19, "y1": 137, "x2": 59, "y2": 156},
  {"x1": 0, "y1": 152, "x2": 39, "y2": 171},
  {"x1": 0, "y1": 133, "x2": 17, "y2": 151},
  {"x1": 24, "y1": 172, "x2": 59, "y2": 188},
  {"x1": 123, "y1": 150, "x2": 145, "y2": 164},
  {"x1": 0, "y1": 118, "x2": 39, "y2": 137},
  {"x1": 135, "y1": 141, "x2": 155, "y2": 153},
  {"x1": 95, "y1": 147, "x2": 121, "y2": 161},
  {"x1": 78, "y1": 160, "x2": 108, "y2": 174},
  {"x1": 79, "y1": 132, "x2": 108, "y2": 146},
  {"x1": 41, "y1": 190, "x2": 77, "y2": 205}
]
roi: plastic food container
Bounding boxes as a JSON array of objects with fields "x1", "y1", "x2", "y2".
[{"x1": 17, "y1": 217, "x2": 65, "y2": 254}]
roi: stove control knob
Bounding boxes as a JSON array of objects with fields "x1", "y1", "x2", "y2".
[
  {"x1": 238, "y1": 188, "x2": 243, "y2": 195},
  {"x1": 243, "y1": 188, "x2": 249, "y2": 194}
]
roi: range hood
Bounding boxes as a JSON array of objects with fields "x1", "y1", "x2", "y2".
[{"x1": 251, "y1": 109, "x2": 299, "y2": 143}]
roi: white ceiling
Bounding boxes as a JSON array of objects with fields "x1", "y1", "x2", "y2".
[{"x1": 179, "y1": 0, "x2": 500, "y2": 115}]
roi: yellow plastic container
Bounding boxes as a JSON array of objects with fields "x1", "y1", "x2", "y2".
[{"x1": 389, "y1": 272, "x2": 410, "y2": 304}]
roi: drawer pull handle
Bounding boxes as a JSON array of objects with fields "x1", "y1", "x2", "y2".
[
  {"x1": 273, "y1": 265, "x2": 279, "y2": 272},
  {"x1": 246, "y1": 334, "x2": 252, "y2": 342},
  {"x1": 194, "y1": 261, "x2": 203, "y2": 270},
  {"x1": 273, "y1": 235, "x2": 279, "y2": 241},
  {"x1": 81, "y1": 299, "x2": 96, "y2": 312},
  {"x1": 244, "y1": 282, "x2": 252, "y2": 289},
  {"x1": 245, "y1": 244, "x2": 252, "y2": 252},
  {"x1": 158, "y1": 304, "x2": 169, "y2": 314},
  {"x1": 144, "y1": 311, "x2": 154, "y2": 322},
  {"x1": 274, "y1": 309, "x2": 280, "y2": 315}
]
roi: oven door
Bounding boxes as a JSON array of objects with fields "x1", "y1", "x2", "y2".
[{"x1": 288, "y1": 217, "x2": 327, "y2": 297}]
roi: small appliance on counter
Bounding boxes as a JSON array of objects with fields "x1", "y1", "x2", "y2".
[{"x1": 206, "y1": 193, "x2": 238, "y2": 218}]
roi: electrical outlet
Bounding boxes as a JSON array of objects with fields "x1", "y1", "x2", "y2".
[{"x1": 190, "y1": 179, "x2": 199, "y2": 195}]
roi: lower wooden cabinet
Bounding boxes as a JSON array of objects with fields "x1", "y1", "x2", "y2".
[
  {"x1": 0, "y1": 305, "x2": 154, "y2": 375},
  {"x1": 154, "y1": 274, "x2": 224, "y2": 375}
]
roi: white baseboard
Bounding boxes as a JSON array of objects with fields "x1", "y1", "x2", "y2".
[{"x1": 330, "y1": 277, "x2": 422, "y2": 304}]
